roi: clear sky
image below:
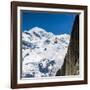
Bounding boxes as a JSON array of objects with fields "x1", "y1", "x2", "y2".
[{"x1": 21, "y1": 10, "x2": 77, "y2": 35}]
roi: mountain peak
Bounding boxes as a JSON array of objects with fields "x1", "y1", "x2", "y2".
[
  {"x1": 22, "y1": 27, "x2": 70, "y2": 78},
  {"x1": 28, "y1": 26, "x2": 46, "y2": 33},
  {"x1": 31, "y1": 26, "x2": 42, "y2": 30}
]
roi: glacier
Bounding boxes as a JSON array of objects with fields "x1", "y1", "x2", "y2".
[{"x1": 22, "y1": 27, "x2": 70, "y2": 78}]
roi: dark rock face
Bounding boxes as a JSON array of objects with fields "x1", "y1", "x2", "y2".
[{"x1": 56, "y1": 15, "x2": 79, "y2": 76}]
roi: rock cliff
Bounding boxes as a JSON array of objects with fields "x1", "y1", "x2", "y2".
[{"x1": 56, "y1": 15, "x2": 79, "y2": 76}]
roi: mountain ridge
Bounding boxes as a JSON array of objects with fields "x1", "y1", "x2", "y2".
[{"x1": 22, "y1": 27, "x2": 70, "y2": 78}]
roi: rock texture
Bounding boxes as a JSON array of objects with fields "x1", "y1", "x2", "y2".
[{"x1": 56, "y1": 15, "x2": 79, "y2": 76}]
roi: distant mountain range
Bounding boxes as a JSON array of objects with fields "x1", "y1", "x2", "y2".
[{"x1": 22, "y1": 27, "x2": 70, "y2": 78}]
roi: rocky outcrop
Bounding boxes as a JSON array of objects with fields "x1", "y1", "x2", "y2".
[{"x1": 56, "y1": 15, "x2": 79, "y2": 76}]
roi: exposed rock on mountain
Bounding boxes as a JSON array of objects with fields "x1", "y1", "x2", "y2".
[
  {"x1": 56, "y1": 15, "x2": 79, "y2": 76},
  {"x1": 22, "y1": 27, "x2": 70, "y2": 78}
]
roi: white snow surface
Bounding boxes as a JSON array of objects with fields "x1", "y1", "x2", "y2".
[{"x1": 22, "y1": 27, "x2": 70, "y2": 78}]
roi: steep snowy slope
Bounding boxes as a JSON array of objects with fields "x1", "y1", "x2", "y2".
[{"x1": 22, "y1": 27, "x2": 70, "y2": 78}]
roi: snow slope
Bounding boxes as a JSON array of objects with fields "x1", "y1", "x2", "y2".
[{"x1": 22, "y1": 27, "x2": 70, "y2": 78}]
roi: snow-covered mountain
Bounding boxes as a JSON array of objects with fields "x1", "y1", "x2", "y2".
[{"x1": 22, "y1": 27, "x2": 70, "y2": 78}]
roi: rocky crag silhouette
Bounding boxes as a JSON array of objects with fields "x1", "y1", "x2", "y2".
[{"x1": 56, "y1": 15, "x2": 79, "y2": 76}]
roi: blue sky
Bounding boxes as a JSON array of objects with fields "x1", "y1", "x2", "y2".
[{"x1": 21, "y1": 10, "x2": 77, "y2": 35}]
